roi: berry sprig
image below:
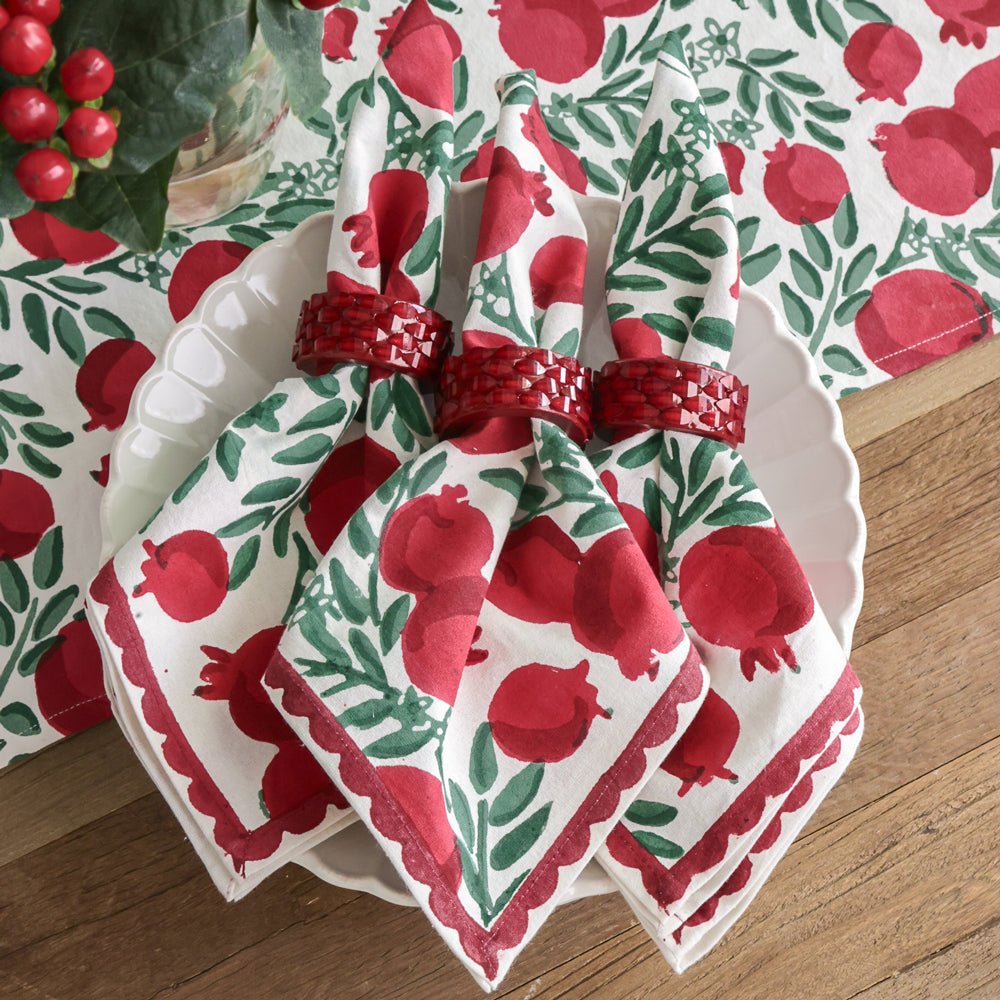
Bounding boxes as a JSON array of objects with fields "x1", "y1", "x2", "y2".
[{"x1": 0, "y1": 0, "x2": 119, "y2": 203}]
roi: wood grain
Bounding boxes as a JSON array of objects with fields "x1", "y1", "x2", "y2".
[{"x1": 1, "y1": 339, "x2": 998, "y2": 1000}]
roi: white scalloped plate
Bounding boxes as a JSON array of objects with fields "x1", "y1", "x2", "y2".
[{"x1": 100, "y1": 185, "x2": 866, "y2": 907}]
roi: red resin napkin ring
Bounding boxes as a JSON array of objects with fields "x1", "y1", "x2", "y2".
[
  {"x1": 435, "y1": 344, "x2": 595, "y2": 445},
  {"x1": 595, "y1": 358, "x2": 749, "y2": 448},
  {"x1": 293, "y1": 291, "x2": 453, "y2": 378}
]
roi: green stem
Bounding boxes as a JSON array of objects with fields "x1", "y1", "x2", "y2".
[
  {"x1": 577, "y1": 96, "x2": 649, "y2": 108},
  {"x1": 0, "y1": 598, "x2": 38, "y2": 696},
  {"x1": 724, "y1": 59, "x2": 802, "y2": 116},
  {"x1": 475, "y1": 798, "x2": 493, "y2": 924},
  {"x1": 626, "y1": 0, "x2": 667, "y2": 61},
  {"x1": 0, "y1": 273, "x2": 80, "y2": 311},
  {"x1": 809, "y1": 257, "x2": 844, "y2": 356}
]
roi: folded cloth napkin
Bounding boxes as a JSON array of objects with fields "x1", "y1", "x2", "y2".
[
  {"x1": 586, "y1": 35, "x2": 864, "y2": 968},
  {"x1": 86, "y1": 0, "x2": 458, "y2": 899},
  {"x1": 266, "y1": 69, "x2": 708, "y2": 991}
]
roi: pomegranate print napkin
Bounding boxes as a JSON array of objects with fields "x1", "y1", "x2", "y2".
[
  {"x1": 86, "y1": 0, "x2": 457, "y2": 898},
  {"x1": 267, "y1": 70, "x2": 708, "y2": 991},
  {"x1": 586, "y1": 37, "x2": 865, "y2": 969}
]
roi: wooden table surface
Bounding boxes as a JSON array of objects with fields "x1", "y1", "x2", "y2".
[{"x1": 2, "y1": 338, "x2": 999, "y2": 1000}]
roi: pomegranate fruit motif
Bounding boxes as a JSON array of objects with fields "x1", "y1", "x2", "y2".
[
  {"x1": 380, "y1": 485, "x2": 494, "y2": 704},
  {"x1": 679, "y1": 526, "x2": 814, "y2": 681},
  {"x1": 488, "y1": 660, "x2": 609, "y2": 763},
  {"x1": 843, "y1": 24, "x2": 922, "y2": 105},
  {"x1": 610, "y1": 316, "x2": 664, "y2": 358},
  {"x1": 261, "y1": 739, "x2": 347, "y2": 816},
  {"x1": 378, "y1": 765, "x2": 463, "y2": 891},
  {"x1": 659, "y1": 689, "x2": 740, "y2": 796},
  {"x1": 873, "y1": 106, "x2": 993, "y2": 215},
  {"x1": 0, "y1": 470, "x2": 54, "y2": 559},
  {"x1": 75, "y1": 339, "x2": 155, "y2": 432},
  {"x1": 953, "y1": 55, "x2": 1000, "y2": 146},
  {"x1": 763, "y1": 140, "x2": 850, "y2": 225},
  {"x1": 322, "y1": 7, "x2": 358, "y2": 61},
  {"x1": 305, "y1": 438, "x2": 401, "y2": 553},
  {"x1": 133, "y1": 530, "x2": 230, "y2": 623},
  {"x1": 376, "y1": 1, "x2": 461, "y2": 112},
  {"x1": 34, "y1": 619, "x2": 111, "y2": 736},
  {"x1": 855, "y1": 269, "x2": 994, "y2": 376},
  {"x1": 600, "y1": 471, "x2": 659, "y2": 578},
  {"x1": 10, "y1": 208, "x2": 117, "y2": 263},
  {"x1": 718, "y1": 142, "x2": 745, "y2": 195},
  {"x1": 473, "y1": 145, "x2": 553, "y2": 262},
  {"x1": 342, "y1": 169, "x2": 429, "y2": 301},
  {"x1": 167, "y1": 240, "x2": 253, "y2": 322},
  {"x1": 924, "y1": 0, "x2": 1000, "y2": 48},
  {"x1": 529, "y1": 235, "x2": 587, "y2": 309}
]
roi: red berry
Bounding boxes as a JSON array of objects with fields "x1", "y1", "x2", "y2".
[
  {"x1": 59, "y1": 47, "x2": 114, "y2": 101},
  {"x1": 0, "y1": 15, "x2": 53, "y2": 76},
  {"x1": 15, "y1": 147, "x2": 72, "y2": 202},
  {"x1": 62, "y1": 106, "x2": 117, "y2": 159},
  {"x1": 0, "y1": 85, "x2": 57, "y2": 142},
  {"x1": 6, "y1": 0, "x2": 61, "y2": 26}
]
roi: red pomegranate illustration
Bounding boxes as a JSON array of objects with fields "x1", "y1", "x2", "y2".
[
  {"x1": 718, "y1": 142, "x2": 745, "y2": 196},
  {"x1": 342, "y1": 169, "x2": 429, "y2": 300},
  {"x1": 491, "y1": 0, "x2": 605, "y2": 83},
  {"x1": 953, "y1": 55, "x2": 1000, "y2": 147},
  {"x1": 474, "y1": 146, "x2": 554, "y2": 263},
  {"x1": 75, "y1": 339, "x2": 155, "y2": 432},
  {"x1": 167, "y1": 240, "x2": 253, "y2": 321},
  {"x1": 763, "y1": 140, "x2": 850, "y2": 225},
  {"x1": 843, "y1": 24, "x2": 922, "y2": 105},
  {"x1": 91, "y1": 453, "x2": 110, "y2": 488},
  {"x1": 679, "y1": 526, "x2": 814, "y2": 681},
  {"x1": 873, "y1": 106, "x2": 993, "y2": 215},
  {"x1": 323, "y1": 7, "x2": 357, "y2": 61},
  {"x1": 659, "y1": 689, "x2": 740, "y2": 796},
  {"x1": 377, "y1": 765, "x2": 463, "y2": 891},
  {"x1": 460, "y1": 101, "x2": 587, "y2": 195},
  {"x1": 487, "y1": 514, "x2": 581, "y2": 624},
  {"x1": 573, "y1": 528, "x2": 683, "y2": 680},
  {"x1": 34, "y1": 619, "x2": 111, "y2": 736},
  {"x1": 488, "y1": 660, "x2": 609, "y2": 763},
  {"x1": 305, "y1": 437, "x2": 400, "y2": 553},
  {"x1": 925, "y1": 0, "x2": 1000, "y2": 47},
  {"x1": 261, "y1": 740, "x2": 346, "y2": 816},
  {"x1": 133, "y1": 530, "x2": 230, "y2": 623},
  {"x1": 529, "y1": 235, "x2": 587, "y2": 309},
  {"x1": 610, "y1": 316, "x2": 664, "y2": 358},
  {"x1": 10, "y1": 208, "x2": 116, "y2": 263},
  {"x1": 376, "y1": 0, "x2": 461, "y2": 112},
  {"x1": 600, "y1": 471, "x2": 659, "y2": 578},
  {"x1": 399, "y1": 574, "x2": 489, "y2": 705},
  {"x1": 855, "y1": 268, "x2": 994, "y2": 376},
  {"x1": 380, "y1": 484, "x2": 494, "y2": 594},
  {"x1": 196, "y1": 626, "x2": 291, "y2": 745},
  {"x1": 0, "y1": 470, "x2": 54, "y2": 559}
]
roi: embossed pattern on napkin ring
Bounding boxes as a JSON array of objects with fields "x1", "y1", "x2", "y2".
[
  {"x1": 293, "y1": 291, "x2": 453, "y2": 377},
  {"x1": 435, "y1": 345, "x2": 595, "y2": 445},
  {"x1": 595, "y1": 358, "x2": 748, "y2": 448}
]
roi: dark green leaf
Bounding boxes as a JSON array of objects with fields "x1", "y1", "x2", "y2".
[
  {"x1": 571, "y1": 504, "x2": 621, "y2": 538},
  {"x1": 406, "y1": 216, "x2": 443, "y2": 276},
  {"x1": 746, "y1": 48, "x2": 796, "y2": 67},
  {"x1": 0, "y1": 702, "x2": 41, "y2": 737},
  {"x1": 449, "y1": 780, "x2": 475, "y2": 847},
  {"x1": 619, "y1": 435, "x2": 660, "y2": 469},
  {"x1": 816, "y1": 0, "x2": 848, "y2": 43},
  {"x1": 740, "y1": 245, "x2": 782, "y2": 285},
  {"x1": 17, "y1": 444, "x2": 59, "y2": 479},
  {"x1": 348, "y1": 509, "x2": 377, "y2": 560},
  {"x1": 215, "y1": 430, "x2": 245, "y2": 482},
  {"x1": 470, "y1": 722, "x2": 498, "y2": 795},
  {"x1": 227, "y1": 535, "x2": 260, "y2": 591},
  {"x1": 83, "y1": 306, "x2": 134, "y2": 340},
  {"x1": 627, "y1": 120, "x2": 661, "y2": 191},
  {"x1": 331, "y1": 559, "x2": 369, "y2": 625},
  {"x1": 369, "y1": 380, "x2": 392, "y2": 430},
  {"x1": 632, "y1": 830, "x2": 684, "y2": 859},
  {"x1": 242, "y1": 477, "x2": 299, "y2": 505},
  {"x1": 21, "y1": 422, "x2": 73, "y2": 448},
  {"x1": 822, "y1": 344, "x2": 866, "y2": 375},
  {"x1": 17, "y1": 636, "x2": 61, "y2": 676},
  {"x1": 348, "y1": 627, "x2": 385, "y2": 684},
  {"x1": 392, "y1": 378, "x2": 432, "y2": 437},
  {"x1": 644, "y1": 312, "x2": 688, "y2": 343},
  {"x1": 287, "y1": 398, "x2": 348, "y2": 434},
  {"x1": 773, "y1": 71, "x2": 823, "y2": 95},
  {"x1": 801, "y1": 222, "x2": 833, "y2": 270},
  {"x1": 645, "y1": 183, "x2": 683, "y2": 237},
  {"x1": 688, "y1": 439, "x2": 726, "y2": 493},
  {"x1": 805, "y1": 99, "x2": 852, "y2": 123},
  {"x1": 576, "y1": 106, "x2": 615, "y2": 147},
  {"x1": 704, "y1": 500, "x2": 771, "y2": 526},
  {"x1": 789, "y1": 249, "x2": 824, "y2": 299},
  {"x1": 551, "y1": 327, "x2": 580, "y2": 356},
  {"x1": 605, "y1": 272, "x2": 667, "y2": 292},
  {"x1": 766, "y1": 91, "x2": 794, "y2": 138},
  {"x1": 480, "y1": 468, "x2": 525, "y2": 498},
  {"x1": 843, "y1": 0, "x2": 891, "y2": 22},
  {"x1": 31, "y1": 527, "x2": 63, "y2": 590},
  {"x1": 22, "y1": 293, "x2": 48, "y2": 354},
  {"x1": 299, "y1": 614, "x2": 351, "y2": 669},
  {"x1": 489, "y1": 762, "x2": 544, "y2": 826},
  {"x1": 0, "y1": 602, "x2": 13, "y2": 646},
  {"x1": 172, "y1": 456, "x2": 208, "y2": 503},
  {"x1": 379, "y1": 594, "x2": 411, "y2": 655},
  {"x1": 644, "y1": 251, "x2": 711, "y2": 284},
  {"x1": 547, "y1": 465, "x2": 593, "y2": 496},
  {"x1": 779, "y1": 282, "x2": 815, "y2": 336},
  {"x1": 804, "y1": 119, "x2": 846, "y2": 151},
  {"x1": 217, "y1": 507, "x2": 273, "y2": 537},
  {"x1": 410, "y1": 452, "x2": 447, "y2": 495},
  {"x1": 843, "y1": 244, "x2": 877, "y2": 295},
  {"x1": 490, "y1": 803, "x2": 551, "y2": 870},
  {"x1": 690, "y1": 317, "x2": 735, "y2": 350},
  {"x1": 364, "y1": 726, "x2": 434, "y2": 758},
  {"x1": 615, "y1": 196, "x2": 644, "y2": 257},
  {"x1": 624, "y1": 801, "x2": 678, "y2": 827},
  {"x1": 338, "y1": 697, "x2": 395, "y2": 730},
  {"x1": 602, "y1": 23, "x2": 627, "y2": 77},
  {"x1": 691, "y1": 172, "x2": 730, "y2": 212},
  {"x1": 48, "y1": 276, "x2": 105, "y2": 294},
  {"x1": 737, "y1": 217, "x2": 760, "y2": 256},
  {"x1": 834, "y1": 289, "x2": 871, "y2": 326},
  {"x1": 736, "y1": 71, "x2": 761, "y2": 115},
  {"x1": 581, "y1": 157, "x2": 619, "y2": 195},
  {"x1": 833, "y1": 194, "x2": 858, "y2": 249},
  {"x1": 274, "y1": 434, "x2": 332, "y2": 465},
  {"x1": 32, "y1": 585, "x2": 79, "y2": 640}
]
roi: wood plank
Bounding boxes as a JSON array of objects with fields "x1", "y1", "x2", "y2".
[
  {"x1": 855, "y1": 917, "x2": 1000, "y2": 999},
  {"x1": 494, "y1": 736, "x2": 1000, "y2": 1000},
  {"x1": 850, "y1": 376, "x2": 1000, "y2": 647},
  {"x1": 839, "y1": 337, "x2": 1000, "y2": 450}
]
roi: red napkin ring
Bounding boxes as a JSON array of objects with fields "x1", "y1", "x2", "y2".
[
  {"x1": 595, "y1": 358, "x2": 748, "y2": 448},
  {"x1": 435, "y1": 345, "x2": 595, "y2": 445},
  {"x1": 293, "y1": 291, "x2": 452, "y2": 378}
]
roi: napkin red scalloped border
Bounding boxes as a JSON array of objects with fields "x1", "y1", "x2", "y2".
[
  {"x1": 267, "y1": 644, "x2": 704, "y2": 981},
  {"x1": 90, "y1": 565, "x2": 344, "y2": 874}
]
